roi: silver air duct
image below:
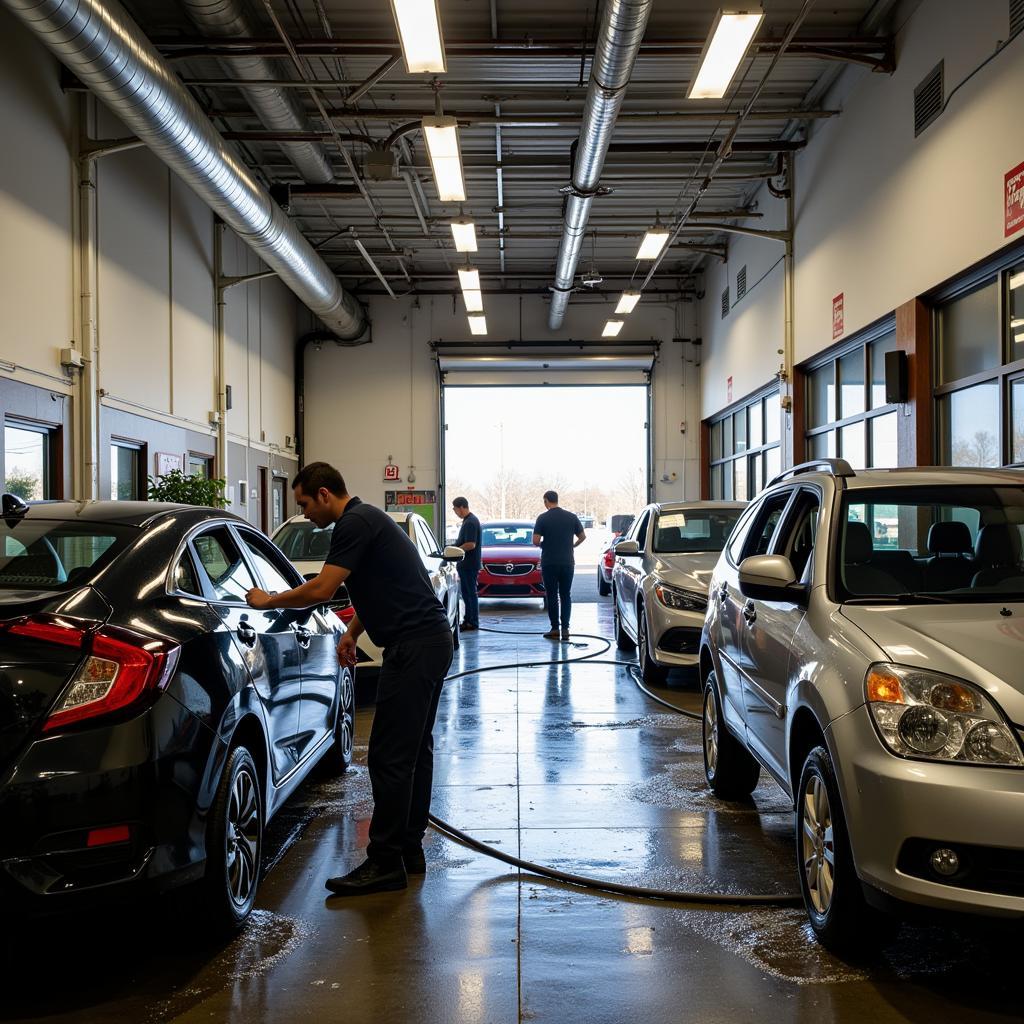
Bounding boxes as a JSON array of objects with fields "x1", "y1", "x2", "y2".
[
  {"x1": 3, "y1": 0, "x2": 366, "y2": 339},
  {"x1": 548, "y1": 0, "x2": 653, "y2": 330},
  {"x1": 181, "y1": 0, "x2": 334, "y2": 185}
]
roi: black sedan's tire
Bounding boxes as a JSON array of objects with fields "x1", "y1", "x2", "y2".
[
  {"x1": 613, "y1": 590, "x2": 634, "y2": 651},
  {"x1": 702, "y1": 673, "x2": 760, "y2": 799},
  {"x1": 202, "y1": 745, "x2": 263, "y2": 933},
  {"x1": 319, "y1": 667, "x2": 355, "y2": 777},
  {"x1": 597, "y1": 569, "x2": 611, "y2": 597},
  {"x1": 637, "y1": 604, "x2": 668, "y2": 685}
]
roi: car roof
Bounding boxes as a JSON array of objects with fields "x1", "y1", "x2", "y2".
[
  {"x1": 482, "y1": 520, "x2": 535, "y2": 528},
  {"x1": 5, "y1": 500, "x2": 245, "y2": 528},
  {"x1": 651, "y1": 501, "x2": 747, "y2": 513},
  {"x1": 843, "y1": 467, "x2": 1024, "y2": 489}
]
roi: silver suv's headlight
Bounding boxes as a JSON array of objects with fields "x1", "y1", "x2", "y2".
[
  {"x1": 653, "y1": 582, "x2": 707, "y2": 612},
  {"x1": 865, "y1": 664, "x2": 1024, "y2": 766}
]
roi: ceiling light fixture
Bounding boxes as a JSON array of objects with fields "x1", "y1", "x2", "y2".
[
  {"x1": 450, "y1": 217, "x2": 478, "y2": 253},
  {"x1": 458, "y1": 264, "x2": 481, "y2": 292},
  {"x1": 422, "y1": 116, "x2": 466, "y2": 202},
  {"x1": 468, "y1": 314, "x2": 488, "y2": 336},
  {"x1": 463, "y1": 289, "x2": 484, "y2": 313},
  {"x1": 615, "y1": 291, "x2": 642, "y2": 315},
  {"x1": 389, "y1": 0, "x2": 447, "y2": 74},
  {"x1": 602, "y1": 320, "x2": 625, "y2": 338},
  {"x1": 636, "y1": 216, "x2": 670, "y2": 260},
  {"x1": 687, "y1": 7, "x2": 765, "y2": 100}
]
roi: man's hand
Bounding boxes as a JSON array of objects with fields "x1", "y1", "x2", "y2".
[
  {"x1": 337, "y1": 632, "x2": 358, "y2": 668},
  {"x1": 246, "y1": 587, "x2": 272, "y2": 610}
]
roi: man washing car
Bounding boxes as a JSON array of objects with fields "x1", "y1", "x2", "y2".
[{"x1": 246, "y1": 461, "x2": 453, "y2": 896}]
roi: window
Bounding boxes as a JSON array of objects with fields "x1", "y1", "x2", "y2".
[
  {"x1": 193, "y1": 527, "x2": 256, "y2": 602},
  {"x1": 803, "y1": 328, "x2": 898, "y2": 469},
  {"x1": 633, "y1": 510, "x2": 651, "y2": 549},
  {"x1": 275, "y1": 520, "x2": 333, "y2": 561},
  {"x1": 707, "y1": 387, "x2": 782, "y2": 499},
  {"x1": 111, "y1": 441, "x2": 144, "y2": 500},
  {"x1": 238, "y1": 530, "x2": 294, "y2": 593},
  {"x1": 779, "y1": 491, "x2": 820, "y2": 581},
  {"x1": 174, "y1": 550, "x2": 202, "y2": 595},
  {"x1": 742, "y1": 491, "x2": 792, "y2": 560},
  {"x1": 188, "y1": 453, "x2": 213, "y2": 479},
  {"x1": 4, "y1": 422, "x2": 55, "y2": 500},
  {"x1": 653, "y1": 507, "x2": 744, "y2": 554},
  {"x1": 0, "y1": 521, "x2": 131, "y2": 589},
  {"x1": 481, "y1": 525, "x2": 534, "y2": 546},
  {"x1": 415, "y1": 519, "x2": 439, "y2": 557}
]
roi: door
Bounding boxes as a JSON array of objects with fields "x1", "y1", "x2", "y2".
[
  {"x1": 740, "y1": 489, "x2": 819, "y2": 782},
  {"x1": 617, "y1": 509, "x2": 650, "y2": 634},
  {"x1": 192, "y1": 525, "x2": 302, "y2": 781}
]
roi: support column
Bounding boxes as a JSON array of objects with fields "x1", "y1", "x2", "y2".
[{"x1": 895, "y1": 297, "x2": 933, "y2": 466}]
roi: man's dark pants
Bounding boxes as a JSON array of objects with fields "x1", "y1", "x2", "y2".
[
  {"x1": 542, "y1": 563, "x2": 574, "y2": 630},
  {"x1": 366, "y1": 630, "x2": 454, "y2": 868},
  {"x1": 457, "y1": 562, "x2": 479, "y2": 626}
]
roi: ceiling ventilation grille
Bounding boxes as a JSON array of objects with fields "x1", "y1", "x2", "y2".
[
  {"x1": 914, "y1": 61, "x2": 944, "y2": 137},
  {"x1": 736, "y1": 265, "x2": 747, "y2": 300},
  {"x1": 1012, "y1": 0, "x2": 1024, "y2": 37},
  {"x1": 721, "y1": 286, "x2": 730, "y2": 319}
]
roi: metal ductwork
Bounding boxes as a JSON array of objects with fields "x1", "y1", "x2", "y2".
[
  {"x1": 548, "y1": 0, "x2": 653, "y2": 330},
  {"x1": 3, "y1": 0, "x2": 366, "y2": 339},
  {"x1": 181, "y1": 0, "x2": 334, "y2": 185}
]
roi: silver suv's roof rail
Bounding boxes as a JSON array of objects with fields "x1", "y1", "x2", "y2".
[{"x1": 768, "y1": 459, "x2": 856, "y2": 487}]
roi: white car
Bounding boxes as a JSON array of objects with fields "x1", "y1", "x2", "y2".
[{"x1": 271, "y1": 511, "x2": 463, "y2": 673}]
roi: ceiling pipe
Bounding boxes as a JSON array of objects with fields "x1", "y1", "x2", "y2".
[
  {"x1": 181, "y1": 0, "x2": 334, "y2": 184},
  {"x1": 2, "y1": 0, "x2": 365, "y2": 340},
  {"x1": 548, "y1": 0, "x2": 654, "y2": 330}
]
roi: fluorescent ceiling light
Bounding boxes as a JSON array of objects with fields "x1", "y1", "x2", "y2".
[
  {"x1": 1011, "y1": 272, "x2": 1024, "y2": 291},
  {"x1": 636, "y1": 226, "x2": 670, "y2": 260},
  {"x1": 468, "y1": 314, "x2": 488, "y2": 336},
  {"x1": 463, "y1": 289, "x2": 484, "y2": 312},
  {"x1": 422, "y1": 116, "x2": 466, "y2": 202},
  {"x1": 602, "y1": 320, "x2": 625, "y2": 338},
  {"x1": 450, "y1": 219, "x2": 478, "y2": 252},
  {"x1": 687, "y1": 8, "x2": 764, "y2": 100},
  {"x1": 615, "y1": 291, "x2": 641, "y2": 315},
  {"x1": 390, "y1": 0, "x2": 446, "y2": 74},
  {"x1": 458, "y1": 265, "x2": 481, "y2": 291}
]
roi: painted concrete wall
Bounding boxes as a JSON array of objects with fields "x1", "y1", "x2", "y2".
[{"x1": 701, "y1": 0, "x2": 1024, "y2": 422}]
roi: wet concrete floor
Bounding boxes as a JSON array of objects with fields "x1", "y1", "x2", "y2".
[{"x1": 3, "y1": 601, "x2": 1022, "y2": 1023}]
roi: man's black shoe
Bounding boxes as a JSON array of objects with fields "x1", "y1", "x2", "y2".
[
  {"x1": 325, "y1": 859, "x2": 407, "y2": 897},
  {"x1": 402, "y1": 847, "x2": 427, "y2": 875},
  {"x1": 460, "y1": 621, "x2": 478, "y2": 631}
]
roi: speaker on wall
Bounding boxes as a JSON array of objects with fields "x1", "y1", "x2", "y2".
[{"x1": 884, "y1": 349, "x2": 908, "y2": 404}]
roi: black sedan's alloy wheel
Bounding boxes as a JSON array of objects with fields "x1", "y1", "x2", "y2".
[{"x1": 320, "y1": 668, "x2": 355, "y2": 777}]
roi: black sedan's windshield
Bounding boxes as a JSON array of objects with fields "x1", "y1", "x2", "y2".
[
  {"x1": 653, "y1": 508, "x2": 743, "y2": 554},
  {"x1": 839, "y1": 485, "x2": 1024, "y2": 602},
  {"x1": 0, "y1": 521, "x2": 134, "y2": 589}
]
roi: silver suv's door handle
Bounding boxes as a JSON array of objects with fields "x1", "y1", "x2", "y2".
[
  {"x1": 294, "y1": 626, "x2": 312, "y2": 649},
  {"x1": 742, "y1": 600, "x2": 757, "y2": 625}
]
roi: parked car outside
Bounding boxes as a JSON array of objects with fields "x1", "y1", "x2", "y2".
[
  {"x1": 477, "y1": 521, "x2": 545, "y2": 605},
  {"x1": 598, "y1": 535, "x2": 627, "y2": 597},
  {"x1": 579, "y1": 513, "x2": 595, "y2": 529},
  {"x1": 0, "y1": 495, "x2": 352, "y2": 931},
  {"x1": 609, "y1": 513, "x2": 634, "y2": 537},
  {"x1": 272, "y1": 511, "x2": 463, "y2": 672},
  {"x1": 700, "y1": 461, "x2": 1024, "y2": 949},
  {"x1": 613, "y1": 501, "x2": 746, "y2": 683}
]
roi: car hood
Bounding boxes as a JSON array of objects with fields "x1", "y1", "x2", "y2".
[
  {"x1": 840, "y1": 602, "x2": 1024, "y2": 726},
  {"x1": 481, "y1": 546, "x2": 540, "y2": 560},
  {"x1": 648, "y1": 551, "x2": 720, "y2": 594}
]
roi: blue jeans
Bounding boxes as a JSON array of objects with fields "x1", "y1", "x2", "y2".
[
  {"x1": 458, "y1": 563, "x2": 479, "y2": 626},
  {"x1": 542, "y1": 563, "x2": 574, "y2": 629}
]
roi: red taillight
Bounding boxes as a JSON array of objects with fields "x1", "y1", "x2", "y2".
[
  {"x1": 42, "y1": 627, "x2": 178, "y2": 733},
  {"x1": 87, "y1": 825, "x2": 131, "y2": 847},
  {"x1": 8, "y1": 617, "x2": 86, "y2": 648},
  {"x1": 603, "y1": 550, "x2": 615, "y2": 568},
  {"x1": 333, "y1": 605, "x2": 355, "y2": 624}
]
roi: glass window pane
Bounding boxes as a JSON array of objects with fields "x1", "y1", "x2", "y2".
[
  {"x1": 840, "y1": 423, "x2": 866, "y2": 469},
  {"x1": 1012, "y1": 378, "x2": 1024, "y2": 465},
  {"x1": 710, "y1": 421, "x2": 722, "y2": 462},
  {"x1": 941, "y1": 380, "x2": 1000, "y2": 466},
  {"x1": 111, "y1": 444, "x2": 140, "y2": 501},
  {"x1": 710, "y1": 463, "x2": 723, "y2": 499},
  {"x1": 839, "y1": 349, "x2": 866, "y2": 419},
  {"x1": 240, "y1": 532, "x2": 292, "y2": 592},
  {"x1": 765, "y1": 390, "x2": 781, "y2": 444},
  {"x1": 870, "y1": 412, "x2": 898, "y2": 468},
  {"x1": 870, "y1": 332, "x2": 897, "y2": 408},
  {"x1": 188, "y1": 454, "x2": 211, "y2": 479},
  {"x1": 193, "y1": 528, "x2": 256, "y2": 601},
  {"x1": 938, "y1": 280, "x2": 999, "y2": 384},
  {"x1": 764, "y1": 446, "x2": 781, "y2": 485},
  {"x1": 1011, "y1": 264, "x2": 1024, "y2": 364},
  {"x1": 722, "y1": 461, "x2": 734, "y2": 500},
  {"x1": 722, "y1": 415, "x2": 733, "y2": 457},
  {"x1": 748, "y1": 399, "x2": 763, "y2": 449},
  {"x1": 734, "y1": 457, "x2": 748, "y2": 501},
  {"x1": 807, "y1": 363, "x2": 835, "y2": 428},
  {"x1": 809, "y1": 431, "x2": 836, "y2": 460},
  {"x1": 750, "y1": 452, "x2": 762, "y2": 495},
  {"x1": 733, "y1": 410, "x2": 747, "y2": 453},
  {"x1": 4, "y1": 426, "x2": 47, "y2": 500}
]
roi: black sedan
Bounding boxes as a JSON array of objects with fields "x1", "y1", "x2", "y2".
[{"x1": 0, "y1": 494, "x2": 352, "y2": 930}]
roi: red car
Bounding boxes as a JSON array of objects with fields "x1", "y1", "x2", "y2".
[
  {"x1": 598, "y1": 535, "x2": 627, "y2": 597},
  {"x1": 477, "y1": 521, "x2": 545, "y2": 605}
]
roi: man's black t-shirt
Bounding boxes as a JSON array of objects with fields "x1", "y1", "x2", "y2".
[
  {"x1": 533, "y1": 507, "x2": 584, "y2": 566},
  {"x1": 326, "y1": 497, "x2": 449, "y2": 647},
  {"x1": 455, "y1": 512, "x2": 482, "y2": 572}
]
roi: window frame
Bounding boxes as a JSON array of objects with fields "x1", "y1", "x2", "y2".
[
  {"x1": 4, "y1": 417, "x2": 60, "y2": 500},
  {"x1": 707, "y1": 384, "x2": 783, "y2": 500},
  {"x1": 110, "y1": 438, "x2": 147, "y2": 501}
]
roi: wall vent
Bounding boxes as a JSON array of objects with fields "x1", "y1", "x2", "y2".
[
  {"x1": 736, "y1": 265, "x2": 747, "y2": 300},
  {"x1": 914, "y1": 61, "x2": 944, "y2": 137},
  {"x1": 721, "y1": 286, "x2": 730, "y2": 318},
  {"x1": 1012, "y1": 0, "x2": 1024, "y2": 38}
]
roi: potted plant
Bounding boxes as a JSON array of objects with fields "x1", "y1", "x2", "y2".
[{"x1": 147, "y1": 469, "x2": 228, "y2": 508}]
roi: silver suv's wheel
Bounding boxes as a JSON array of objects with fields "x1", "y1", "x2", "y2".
[
  {"x1": 801, "y1": 771, "x2": 835, "y2": 915},
  {"x1": 701, "y1": 672, "x2": 760, "y2": 799}
]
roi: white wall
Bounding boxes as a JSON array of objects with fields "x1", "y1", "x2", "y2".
[{"x1": 700, "y1": 0, "x2": 1024, "y2": 420}]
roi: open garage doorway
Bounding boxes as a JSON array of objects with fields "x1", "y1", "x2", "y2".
[{"x1": 442, "y1": 384, "x2": 650, "y2": 608}]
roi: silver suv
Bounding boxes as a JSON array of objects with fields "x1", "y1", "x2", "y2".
[{"x1": 700, "y1": 460, "x2": 1024, "y2": 950}]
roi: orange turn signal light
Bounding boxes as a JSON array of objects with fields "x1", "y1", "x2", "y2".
[{"x1": 866, "y1": 668, "x2": 905, "y2": 704}]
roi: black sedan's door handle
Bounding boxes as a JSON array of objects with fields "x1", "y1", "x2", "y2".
[
  {"x1": 236, "y1": 621, "x2": 257, "y2": 647},
  {"x1": 294, "y1": 626, "x2": 312, "y2": 649},
  {"x1": 742, "y1": 600, "x2": 757, "y2": 625},
  {"x1": 718, "y1": 581, "x2": 729, "y2": 603}
]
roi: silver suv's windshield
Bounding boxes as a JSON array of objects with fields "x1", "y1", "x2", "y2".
[
  {"x1": 653, "y1": 508, "x2": 743, "y2": 554},
  {"x1": 839, "y1": 485, "x2": 1024, "y2": 602}
]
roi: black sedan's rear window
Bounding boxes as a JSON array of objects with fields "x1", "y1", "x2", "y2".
[{"x1": 0, "y1": 521, "x2": 134, "y2": 589}]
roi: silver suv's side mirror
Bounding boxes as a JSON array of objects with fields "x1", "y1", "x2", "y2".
[
  {"x1": 616, "y1": 539, "x2": 640, "y2": 557},
  {"x1": 442, "y1": 545, "x2": 465, "y2": 562},
  {"x1": 738, "y1": 554, "x2": 805, "y2": 603}
]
